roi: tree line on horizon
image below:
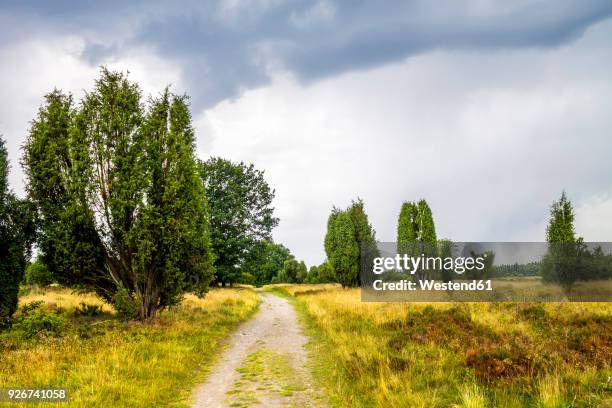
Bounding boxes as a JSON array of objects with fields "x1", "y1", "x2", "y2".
[{"x1": 315, "y1": 192, "x2": 612, "y2": 288}]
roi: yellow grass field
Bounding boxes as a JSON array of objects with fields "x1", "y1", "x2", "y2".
[
  {"x1": 0, "y1": 286, "x2": 260, "y2": 407},
  {"x1": 269, "y1": 284, "x2": 612, "y2": 407}
]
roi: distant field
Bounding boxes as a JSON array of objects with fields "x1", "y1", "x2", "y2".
[
  {"x1": 270, "y1": 284, "x2": 612, "y2": 407},
  {"x1": 0, "y1": 286, "x2": 260, "y2": 407}
]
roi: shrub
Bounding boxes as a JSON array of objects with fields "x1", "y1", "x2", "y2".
[
  {"x1": 13, "y1": 302, "x2": 65, "y2": 339},
  {"x1": 113, "y1": 285, "x2": 138, "y2": 319},
  {"x1": 74, "y1": 302, "x2": 103, "y2": 317},
  {"x1": 25, "y1": 259, "x2": 55, "y2": 286}
]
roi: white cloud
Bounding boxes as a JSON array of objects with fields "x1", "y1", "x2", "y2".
[
  {"x1": 290, "y1": 1, "x2": 336, "y2": 28},
  {"x1": 2, "y1": 14, "x2": 611, "y2": 268},
  {"x1": 195, "y1": 20, "x2": 612, "y2": 265},
  {"x1": 0, "y1": 36, "x2": 183, "y2": 195},
  {"x1": 575, "y1": 194, "x2": 612, "y2": 241}
]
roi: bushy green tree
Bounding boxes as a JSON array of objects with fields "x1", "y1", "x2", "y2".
[
  {"x1": 23, "y1": 69, "x2": 215, "y2": 320},
  {"x1": 397, "y1": 201, "x2": 418, "y2": 244},
  {"x1": 199, "y1": 158, "x2": 278, "y2": 286},
  {"x1": 348, "y1": 199, "x2": 376, "y2": 247},
  {"x1": 306, "y1": 261, "x2": 335, "y2": 283},
  {"x1": 325, "y1": 210, "x2": 360, "y2": 287},
  {"x1": 25, "y1": 258, "x2": 55, "y2": 286},
  {"x1": 306, "y1": 265, "x2": 319, "y2": 283},
  {"x1": 397, "y1": 199, "x2": 436, "y2": 244},
  {"x1": 541, "y1": 191, "x2": 579, "y2": 289},
  {"x1": 316, "y1": 261, "x2": 336, "y2": 283},
  {"x1": 546, "y1": 191, "x2": 576, "y2": 244},
  {"x1": 0, "y1": 136, "x2": 36, "y2": 323},
  {"x1": 397, "y1": 198, "x2": 437, "y2": 279},
  {"x1": 416, "y1": 199, "x2": 437, "y2": 243},
  {"x1": 275, "y1": 258, "x2": 307, "y2": 283},
  {"x1": 241, "y1": 240, "x2": 292, "y2": 286},
  {"x1": 324, "y1": 200, "x2": 376, "y2": 288}
]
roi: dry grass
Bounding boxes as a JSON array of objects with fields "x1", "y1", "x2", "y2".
[
  {"x1": 270, "y1": 284, "x2": 612, "y2": 407},
  {"x1": 0, "y1": 286, "x2": 260, "y2": 407}
]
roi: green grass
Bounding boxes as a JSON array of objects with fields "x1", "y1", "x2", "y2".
[
  {"x1": 268, "y1": 284, "x2": 612, "y2": 408},
  {"x1": 0, "y1": 286, "x2": 260, "y2": 407}
]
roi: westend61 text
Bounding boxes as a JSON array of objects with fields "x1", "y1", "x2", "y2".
[{"x1": 372, "y1": 279, "x2": 493, "y2": 291}]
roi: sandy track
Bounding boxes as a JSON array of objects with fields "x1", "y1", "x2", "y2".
[{"x1": 192, "y1": 291, "x2": 325, "y2": 407}]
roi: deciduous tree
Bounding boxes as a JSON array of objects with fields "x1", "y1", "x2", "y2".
[
  {"x1": 241, "y1": 240, "x2": 292, "y2": 286},
  {"x1": 199, "y1": 158, "x2": 278, "y2": 286}
]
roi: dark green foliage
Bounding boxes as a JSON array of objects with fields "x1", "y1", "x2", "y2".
[
  {"x1": 113, "y1": 285, "x2": 139, "y2": 319},
  {"x1": 23, "y1": 69, "x2": 215, "y2": 320},
  {"x1": 306, "y1": 265, "x2": 320, "y2": 283},
  {"x1": 324, "y1": 199, "x2": 376, "y2": 287},
  {"x1": 275, "y1": 258, "x2": 308, "y2": 283},
  {"x1": 541, "y1": 192, "x2": 579, "y2": 288},
  {"x1": 12, "y1": 302, "x2": 65, "y2": 339},
  {"x1": 325, "y1": 210, "x2": 360, "y2": 287},
  {"x1": 577, "y1": 245, "x2": 612, "y2": 280},
  {"x1": 464, "y1": 250, "x2": 495, "y2": 279},
  {"x1": 546, "y1": 191, "x2": 575, "y2": 244},
  {"x1": 540, "y1": 191, "x2": 611, "y2": 285},
  {"x1": 306, "y1": 261, "x2": 335, "y2": 284},
  {"x1": 74, "y1": 302, "x2": 103, "y2": 317},
  {"x1": 437, "y1": 239, "x2": 455, "y2": 282},
  {"x1": 199, "y1": 158, "x2": 278, "y2": 286},
  {"x1": 397, "y1": 202, "x2": 418, "y2": 244},
  {"x1": 492, "y1": 262, "x2": 541, "y2": 277},
  {"x1": 24, "y1": 258, "x2": 55, "y2": 286},
  {"x1": 0, "y1": 136, "x2": 36, "y2": 324},
  {"x1": 397, "y1": 199, "x2": 437, "y2": 244},
  {"x1": 416, "y1": 199, "x2": 437, "y2": 243},
  {"x1": 241, "y1": 240, "x2": 292, "y2": 286},
  {"x1": 347, "y1": 199, "x2": 376, "y2": 246},
  {"x1": 397, "y1": 198, "x2": 437, "y2": 279},
  {"x1": 316, "y1": 262, "x2": 336, "y2": 283}
]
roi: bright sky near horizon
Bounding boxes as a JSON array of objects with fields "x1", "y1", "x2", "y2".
[{"x1": 1, "y1": 1, "x2": 612, "y2": 265}]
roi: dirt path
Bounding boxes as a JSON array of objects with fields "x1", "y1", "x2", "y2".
[{"x1": 192, "y1": 291, "x2": 326, "y2": 408}]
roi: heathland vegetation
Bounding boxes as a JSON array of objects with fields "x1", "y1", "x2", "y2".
[
  {"x1": 1, "y1": 286, "x2": 259, "y2": 407},
  {"x1": 1, "y1": 68, "x2": 611, "y2": 407},
  {"x1": 271, "y1": 284, "x2": 611, "y2": 407}
]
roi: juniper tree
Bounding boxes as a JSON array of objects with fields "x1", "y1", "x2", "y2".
[
  {"x1": 397, "y1": 201, "x2": 418, "y2": 244},
  {"x1": 324, "y1": 210, "x2": 360, "y2": 287},
  {"x1": 397, "y1": 199, "x2": 437, "y2": 279},
  {"x1": 0, "y1": 136, "x2": 36, "y2": 323},
  {"x1": 350, "y1": 199, "x2": 377, "y2": 284},
  {"x1": 416, "y1": 199, "x2": 437, "y2": 243},
  {"x1": 23, "y1": 69, "x2": 215, "y2": 320}
]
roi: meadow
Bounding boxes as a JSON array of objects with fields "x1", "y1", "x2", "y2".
[
  {"x1": 0, "y1": 286, "x2": 260, "y2": 407},
  {"x1": 269, "y1": 284, "x2": 612, "y2": 408}
]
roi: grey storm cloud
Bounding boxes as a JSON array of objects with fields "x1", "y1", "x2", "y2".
[{"x1": 2, "y1": 0, "x2": 612, "y2": 109}]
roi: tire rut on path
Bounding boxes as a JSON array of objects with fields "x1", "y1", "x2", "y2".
[{"x1": 192, "y1": 291, "x2": 326, "y2": 408}]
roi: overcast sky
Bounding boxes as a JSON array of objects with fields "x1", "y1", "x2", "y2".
[{"x1": 1, "y1": 1, "x2": 612, "y2": 265}]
